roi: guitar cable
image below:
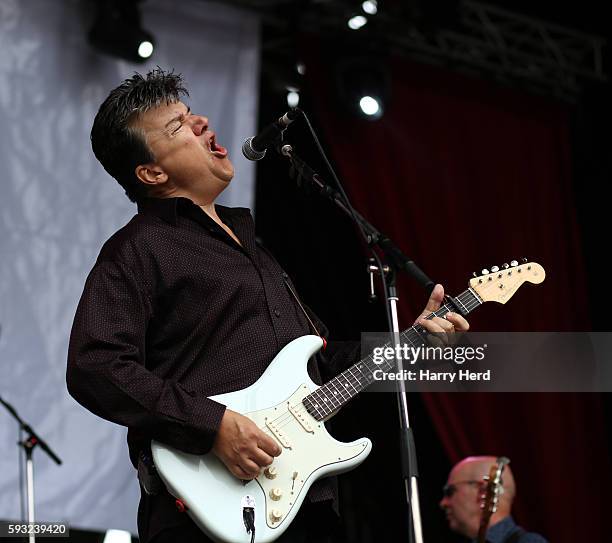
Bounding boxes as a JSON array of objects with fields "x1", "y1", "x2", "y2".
[{"x1": 243, "y1": 506, "x2": 256, "y2": 543}]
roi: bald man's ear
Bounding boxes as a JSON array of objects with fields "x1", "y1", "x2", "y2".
[{"x1": 135, "y1": 163, "x2": 168, "y2": 187}]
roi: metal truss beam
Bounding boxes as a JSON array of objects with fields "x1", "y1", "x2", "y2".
[{"x1": 207, "y1": 0, "x2": 608, "y2": 98}]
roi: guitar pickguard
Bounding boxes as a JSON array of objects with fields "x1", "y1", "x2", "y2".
[{"x1": 248, "y1": 384, "x2": 368, "y2": 528}]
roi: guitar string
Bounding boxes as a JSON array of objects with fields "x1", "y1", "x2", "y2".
[
  {"x1": 254, "y1": 290, "x2": 487, "y2": 459},
  {"x1": 255, "y1": 292, "x2": 481, "y2": 434},
  {"x1": 254, "y1": 270, "x2": 529, "y2": 441},
  {"x1": 257, "y1": 292, "x2": 483, "y2": 432},
  {"x1": 258, "y1": 302, "x2": 482, "y2": 435}
]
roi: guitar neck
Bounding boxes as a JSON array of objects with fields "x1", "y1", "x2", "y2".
[
  {"x1": 478, "y1": 457, "x2": 509, "y2": 543},
  {"x1": 477, "y1": 516, "x2": 492, "y2": 543},
  {"x1": 302, "y1": 288, "x2": 483, "y2": 421}
]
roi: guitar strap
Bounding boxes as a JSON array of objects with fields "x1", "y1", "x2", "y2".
[
  {"x1": 137, "y1": 449, "x2": 162, "y2": 496},
  {"x1": 283, "y1": 275, "x2": 327, "y2": 348},
  {"x1": 257, "y1": 240, "x2": 326, "y2": 345}
]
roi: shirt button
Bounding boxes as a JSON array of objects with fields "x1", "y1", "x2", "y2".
[{"x1": 274, "y1": 308, "x2": 281, "y2": 318}]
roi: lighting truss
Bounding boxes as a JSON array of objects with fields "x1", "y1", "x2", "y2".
[
  {"x1": 210, "y1": 0, "x2": 608, "y2": 99},
  {"x1": 386, "y1": 1, "x2": 607, "y2": 99}
]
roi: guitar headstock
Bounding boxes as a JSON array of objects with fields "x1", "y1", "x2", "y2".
[
  {"x1": 479, "y1": 457, "x2": 510, "y2": 534},
  {"x1": 470, "y1": 260, "x2": 545, "y2": 304}
]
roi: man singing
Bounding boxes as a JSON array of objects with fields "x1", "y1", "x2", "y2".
[{"x1": 67, "y1": 68, "x2": 468, "y2": 542}]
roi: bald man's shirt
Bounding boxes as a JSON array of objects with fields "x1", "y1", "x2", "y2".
[{"x1": 478, "y1": 516, "x2": 548, "y2": 543}]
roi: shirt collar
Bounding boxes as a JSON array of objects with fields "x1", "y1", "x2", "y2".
[
  {"x1": 137, "y1": 197, "x2": 251, "y2": 227},
  {"x1": 137, "y1": 197, "x2": 182, "y2": 225}
]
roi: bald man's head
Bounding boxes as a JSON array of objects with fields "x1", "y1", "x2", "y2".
[{"x1": 440, "y1": 456, "x2": 516, "y2": 538}]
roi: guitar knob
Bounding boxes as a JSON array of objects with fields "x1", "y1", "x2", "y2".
[
  {"x1": 270, "y1": 509, "x2": 283, "y2": 522},
  {"x1": 270, "y1": 488, "x2": 283, "y2": 501},
  {"x1": 502, "y1": 263, "x2": 509, "y2": 269},
  {"x1": 510, "y1": 260, "x2": 518, "y2": 267},
  {"x1": 491, "y1": 266, "x2": 499, "y2": 273},
  {"x1": 481, "y1": 268, "x2": 490, "y2": 275},
  {"x1": 264, "y1": 466, "x2": 278, "y2": 479}
]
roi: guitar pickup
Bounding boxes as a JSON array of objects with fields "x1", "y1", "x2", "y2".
[
  {"x1": 288, "y1": 402, "x2": 314, "y2": 433},
  {"x1": 265, "y1": 418, "x2": 292, "y2": 449}
]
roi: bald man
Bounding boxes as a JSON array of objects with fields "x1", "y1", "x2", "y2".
[{"x1": 440, "y1": 456, "x2": 548, "y2": 543}]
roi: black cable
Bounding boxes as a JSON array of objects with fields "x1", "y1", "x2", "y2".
[
  {"x1": 299, "y1": 111, "x2": 417, "y2": 543},
  {"x1": 299, "y1": 111, "x2": 373, "y2": 251},
  {"x1": 299, "y1": 111, "x2": 409, "y2": 339},
  {"x1": 243, "y1": 507, "x2": 255, "y2": 543}
]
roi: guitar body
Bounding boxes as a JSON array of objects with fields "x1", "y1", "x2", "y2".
[{"x1": 151, "y1": 335, "x2": 372, "y2": 543}]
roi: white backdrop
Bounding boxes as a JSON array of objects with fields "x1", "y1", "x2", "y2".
[{"x1": 0, "y1": 0, "x2": 259, "y2": 533}]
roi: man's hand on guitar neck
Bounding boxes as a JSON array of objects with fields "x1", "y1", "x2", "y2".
[
  {"x1": 415, "y1": 284, "x2": 470, "y2": 345},
  {"x1": 212, "y1": 409, "x2": 282, "y2": 480}
]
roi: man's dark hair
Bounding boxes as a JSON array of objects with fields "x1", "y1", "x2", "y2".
[{"x1": 91, "y1": 68, "x2": 188, "y2": 202}]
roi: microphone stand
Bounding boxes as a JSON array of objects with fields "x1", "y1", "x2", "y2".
[
  {"x1": 277, "y1": 142, "x2": 431, "y2": 543},
  {"x1": 0, "y1": 396, "x2": 62, "y2": 543},
  {"x1": 279, "y1": 145, "x2": 433, "y2": 292}
]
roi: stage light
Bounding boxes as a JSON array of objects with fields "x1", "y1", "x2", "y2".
[
  {"x1": 335, "y1": 58, "x2": 390, "y2": 120},
  {"x1": 359, "y1": 96, "x2": 381, "y2": 117},
  {"x1": 362, "y1": 1, "x2": 378, "y2": 15},
  {"x1": 137, "y1": 40, "x2": 154, "y2": 59},
  {"x1": 102, "y1": 529, "x2": 131, "y2": 543},
  {"x1": 88, "y1": 0, "x2": 156, "y2": 63},
  {"x1": 348, "y1": 15, "x2": 368, "y2": 30},
  {"x1": 287, "y1": 88, "x2": 300, "y2": 108}
]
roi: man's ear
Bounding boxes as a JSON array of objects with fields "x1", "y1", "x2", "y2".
[{"x1": 135, "y1": 163, "x2": 168, "y2": 187}]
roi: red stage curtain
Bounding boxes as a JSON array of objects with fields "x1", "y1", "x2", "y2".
[{"x1": 307, "y1": 56, "x2": 609, "y2": 542}]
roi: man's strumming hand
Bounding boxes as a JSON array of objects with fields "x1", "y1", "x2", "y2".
[{"x1": 212, "y1": 409, "x2": 282, "y2": 480}]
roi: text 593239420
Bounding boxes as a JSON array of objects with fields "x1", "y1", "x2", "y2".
[{"x1": 0, "y1": 522, "x2": 69, "y2": 538}]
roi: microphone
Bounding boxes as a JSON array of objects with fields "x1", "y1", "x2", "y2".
[{"x1": 242, "y1": 109, "x2": 301, "y2": 161}]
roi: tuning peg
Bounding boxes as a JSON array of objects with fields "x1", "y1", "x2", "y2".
[
  {"x1": 522, "y1": 257, "x2": 528, "y2": 263},
  {"x1": 510, "y1": 260, "x2": 518, "y2": 267},
  {"x1": 502, "y1": 263, "x2": 509, "y2": 269},
  {"x1": 491, "y1": 266, "x2": 499, "y2": 273},
  {"x1": 481, "y1": 268, "x2": 490, "y2": 275}
]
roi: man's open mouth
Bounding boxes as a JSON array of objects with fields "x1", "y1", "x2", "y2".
[{"x1": 208, "y1": 133, "x2": 228, "y2": 159}]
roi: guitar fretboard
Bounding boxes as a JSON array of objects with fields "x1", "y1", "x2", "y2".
[{"x1": 302, "y1": 288, "x2": 482, "y2": 421}]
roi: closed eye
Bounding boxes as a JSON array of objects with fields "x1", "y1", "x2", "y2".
[{"x1": 166, "y1": 106, "x2": 191, "y2": 135}]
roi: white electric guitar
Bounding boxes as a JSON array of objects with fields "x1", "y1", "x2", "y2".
[{"x1": 151, "y1": 261, "x2": 545, "y2": 543}]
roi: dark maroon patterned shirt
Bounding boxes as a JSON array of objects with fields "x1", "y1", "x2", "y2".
[{"x1": 66, "y1": 196, "x2": 359, "y2": 510}]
